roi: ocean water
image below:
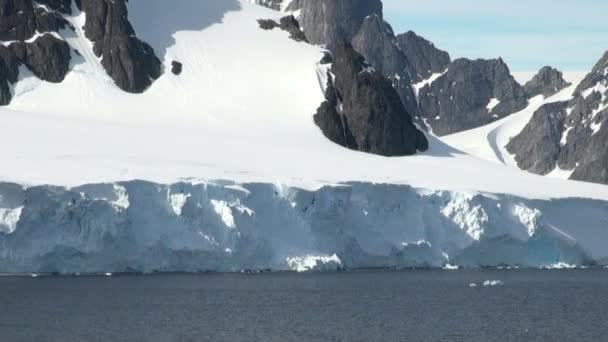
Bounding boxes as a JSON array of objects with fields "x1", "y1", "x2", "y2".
[{"x1": 1, "y1": 269, "x2": 607, "y2": 341}]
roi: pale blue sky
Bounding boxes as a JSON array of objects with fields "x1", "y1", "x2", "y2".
[{"x1": 383, "y1": 0, "x2": 608, "y2": 72}]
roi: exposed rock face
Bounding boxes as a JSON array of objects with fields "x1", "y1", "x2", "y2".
[
  {"x1": 10, "y1": 35, "x2": 71, "y2": 82},
  {"x1": 0, "y1": 0, "x2": 37, "y2": 41},
  {"x1": 78, "y1": 0, "x2": 161, "y2": 93},
  {"x1": 507, "y1": 52, "x2": 608, "y2": 184},
  {"x1": 257, "y1": 15, "x2": 308, "y2": 43},
  {"x1": 298, "y1": 0, "x2": 383, "y2": 51},
  {"x1": 395, "y1": 31, "x2": 451, "y2": 83},
  {"x1": 524, "y1": 66, "x2": 571, "y2": 98},
  {"x1": 0, "y1": 0, "x2": 72, "y2": 105},
  {"x1": 313, "y1": 41, "x2": 428, "y2": 156},
  {"x1": 37, "y1": 0, "x2": 73, "y2": 14},
  {"x1": 351, "y1": 14, "x2": 419, "y2": 124},
  {"x1": 506, "y1": 102, "x2": 568, "y2": 175},
  {"x1": 0, "y1": 46, "x2": 20, "y2": 105},
  {"x1": 0, "y1": 0, "x2": 69, "y2": 41},
  {"x1": 419, "y1": 58, "x2": 528, "y2": 136}
]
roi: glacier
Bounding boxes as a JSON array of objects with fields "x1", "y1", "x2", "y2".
[{"x1": 0, "y1": 180, "x2": 606, "y2": 274}]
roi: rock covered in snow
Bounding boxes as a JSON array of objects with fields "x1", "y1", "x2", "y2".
[
  {"x1": 314, "y1": 41, "x2": 428, "y2": 156},
  {"x1": 418, "y1": 58, "x2": 528, "y2": 136},
  {"x1": 524, "y1": 66, "x2": 571, "y2": 98},
  {"x1": 0, "y1": 0, "x2": 72, "y2": 104}
]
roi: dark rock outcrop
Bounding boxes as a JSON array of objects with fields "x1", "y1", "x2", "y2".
[
  {"x1": 0, "y1": 46, "x2": 20, "y2": 105},
  {"x1": 298, "y1": 0, "x2": 383, "y2": 51},
  {"x1": 0, "y1": 0, "x2": 37, "y2": 41},
  {"x1": 37, "y1": 0, "x2": 73, "y2": 15},
  {"x1": 0, "y1": 0, "x2": 73, "y2": 105},
  {"x1": 506, "y1": 102, "x2": 568, "y2": 175},
  {"x1": 257, "y1": 16, "x2": 308, "y2": 43},
  {"x1": 351, "y1": 14, "x2": 419, "y2": 124},
  {"x1": 418, "y1": 58, "x2": 528, "y2": 136},
  {"x1": 395, "y1": 31, "x2": 451, "y2": 83},
  {"x1": 524, "y1": 66, "x2": 571, "y2": 98},
  {"x1": 508, "y1": 52, "x2": 608, "y2": 184},
  {"x1": 313, "y1": 41, "x2": 428, "y2": 156},
  {"x1": 78, "y1": 0, "x2": 161, "y2": 93},
  {"x1": 171, "y1": 61, "x2": 183, "y2": 76},
  {"x1": 10, "y1": 34, "x2": 71, "y2": 83}
]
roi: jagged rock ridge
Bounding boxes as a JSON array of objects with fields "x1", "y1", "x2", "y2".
[
  {"x1": 418, "y1": 58, "x2": 528, "y2": 136},
  {"x1": 508, "y1": 51, "x2": 608, "y2": 184},
  {"x1": 395, "y1": 30, "x2": 451, "y2": 83}
]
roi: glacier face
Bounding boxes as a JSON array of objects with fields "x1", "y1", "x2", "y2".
[{"x1": 0, "y1": 180, "x2": 606, "y2": 274}]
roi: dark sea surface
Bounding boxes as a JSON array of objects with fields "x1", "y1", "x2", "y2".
[{"x1": 0, "y1": 269, "x2": 607, "y2": 342}]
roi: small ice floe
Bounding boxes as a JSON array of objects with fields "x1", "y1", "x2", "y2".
[
  {"x1": 30, "y1": 273, "x2": 38, "y2": 278},
  {"x1": 469, "y1": 283, "x2": 477, "y2": 287},
  {"x1": 483, "y1": 280, "x2": 504, "y2": 287},
  {"x1": 444, "y1": 264, "x2": 459, "y2": 270},
  {"x1": 104, "y1": 273, "x2": 112, "y2": 277}
]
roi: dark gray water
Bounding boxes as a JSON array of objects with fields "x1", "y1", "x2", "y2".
[{"x1": 1, "y1": 269, "x2": 607, "y2": 342}]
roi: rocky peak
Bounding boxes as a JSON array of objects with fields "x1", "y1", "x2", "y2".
[
  {"x1": 313, "y1": 41, "x2": 428, "y2": 156},
  {"x1": 298, "y1": 0, "x2": 382, "y2": 51},
  {"x1": 524, "y1": 66, "x2": 571, "y2": 98},
  {"x1": 395, "y1": 30, "x2": 451, "y2": 83},
  {"x1": 418, "y1": 57, "x2": 527, "y2": 136}
]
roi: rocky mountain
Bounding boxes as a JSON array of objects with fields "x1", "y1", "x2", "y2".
[
  {"x1": 507, "y1": 52, "x2": 608, "y2": 184},
  {"x1": 254, "y1": 0, "x2": 536, "y2": 136},
  {"x1": 395, "y1": 30, "x2": 451, "y2": 83},
  {"x1": 313, "y1": 41, "x2": 428, "y2": 156},
  {"x1": 418, "y1": 58, "x2": 528, "y2": 136},
  {"x1": 524, "y1": 66, "x2": 571, "y2": 98}
]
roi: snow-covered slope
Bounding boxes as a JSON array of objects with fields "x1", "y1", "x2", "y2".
[
  {"x1": 0, "y1": 1, "x2": 607, "y2": 272},
  {"x1": 442, "y1": 72, "x2": 587, "y2": 179}
]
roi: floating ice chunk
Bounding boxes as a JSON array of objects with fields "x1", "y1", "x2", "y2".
[
  {"x1": 483, "y1": 280, "x2": 504, "y2": 286},
  {"x1": 543, "y1": 262, "x2": 576, "y2": 269},
  {"x1": 286, "y1": 254, "x2": 341, "y2": 272},
  {"x1": 444, "y1": 264, "x2": 459, "y2": 270},
  {"x1": 469, "y1": 283, "x2": 477, "y2": 287},
  {"x1": 104, "y1": 273, "x2": 112, "y2": 277}
]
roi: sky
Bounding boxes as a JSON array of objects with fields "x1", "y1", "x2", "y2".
[{"x1": 383, "y1": 0, "x2": 608, "y2": 73}]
